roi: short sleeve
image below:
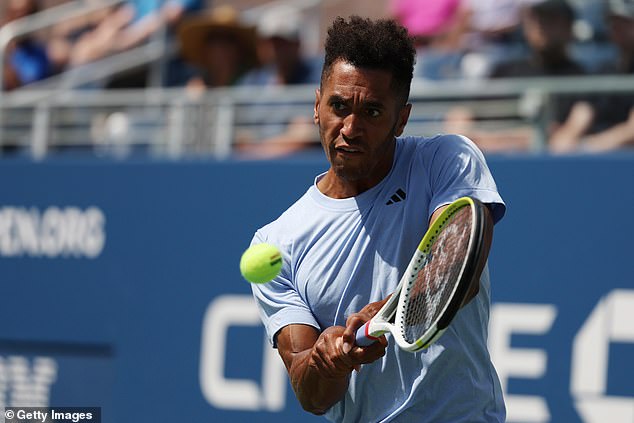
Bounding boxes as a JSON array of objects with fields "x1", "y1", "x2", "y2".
[
  {"x1": 249, "y1": 231, "x2": 320, "y2": 347},
  {"x1": 423, "y1": 135, "x2": 506, "y2": 223}
]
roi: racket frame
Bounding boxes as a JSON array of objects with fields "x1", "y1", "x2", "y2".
[{"x1": 355, "y1": 197, "x2": 487, "y2": 352}]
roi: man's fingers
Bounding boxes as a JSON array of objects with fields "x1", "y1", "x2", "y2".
[
  {"x1": 336, "y1": 335, "x2": 352, "y2": 355},
  {"x1": 345, "y1": 313, "x2": 366, "y2": 331},
  {"x1": 349, "y1": 337, "x2": 388, "y2": 364},
  {"x1": 313, "y1": 335, "x2": 356, "y2": 378},
  {"x1": 342, "y1": 316, "x2": 362, "y2": 350}
]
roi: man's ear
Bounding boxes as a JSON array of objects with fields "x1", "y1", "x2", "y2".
[
  {"x1": 314, "y1": 88, "x2": 321, "y2": 124},
  {"x1": 395, "y1": 103, "x2": 412, "y2": 137}
]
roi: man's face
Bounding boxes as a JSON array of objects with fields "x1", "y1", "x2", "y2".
[
  {"x1": 314, "y1": 60, "x2": 411, "y2": 191},
  {"x1": 522, "y1": 11, "x2": 571, "y2": 52},
  {"x1": 609, "y1": 15, "x2": 634, "y2": 51}
]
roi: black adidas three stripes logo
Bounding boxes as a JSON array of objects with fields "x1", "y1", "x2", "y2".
[{"x1": 386, "y1": 188, "x2": 406, "y2": 205}]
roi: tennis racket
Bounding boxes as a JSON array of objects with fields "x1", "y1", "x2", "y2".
[{"x1": 355, "y1": 196, "x2": 491, "y2": 352}]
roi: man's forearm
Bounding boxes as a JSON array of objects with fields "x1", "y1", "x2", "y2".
[{"x1": 288, "y1": 348, "x2": 351, "y2": 415}]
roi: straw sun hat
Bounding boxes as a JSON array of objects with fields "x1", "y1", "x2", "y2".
[{"x1": 177, "y1": 6, "x2": 257, "y2": 67}]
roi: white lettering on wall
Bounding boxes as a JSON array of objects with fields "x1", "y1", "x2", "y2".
[
  {"x1": 0, "y1": 206, "x2": 105, "y2": 258},
  {"x1": 489, "y1": 303, "x2": 557, "y2": 423},
  {"x1": 197, "y1": 293, "x2": 633, "y2": 420},
  {"x1": 0, "y1": 356, "x2": 57, "y2": 407},
  {"x1": 199, "y1": 295, "x2": 287, "y2": 411},
  {"x1": 571, "y1": 289, "x2": 634, "y2": 423}
]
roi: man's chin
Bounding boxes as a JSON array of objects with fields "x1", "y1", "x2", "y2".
[{"x1": 332, "y1": 162, "x2": 364, "y2": 182}]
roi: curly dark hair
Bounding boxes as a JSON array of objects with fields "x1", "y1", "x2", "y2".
[{"x1": 321, "y1": 16, "x2": 416, "y2": 104}]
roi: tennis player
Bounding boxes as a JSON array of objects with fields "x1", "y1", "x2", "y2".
[{"x1": 250, "y1": 16, "x2": 507, "y2": 422}]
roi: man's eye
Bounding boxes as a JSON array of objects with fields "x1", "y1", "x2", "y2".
[
  {"x1": 332, "y1": 102, "x2": 346, "y2": 111},
  {"x1": 367, "y1": 108, "x2": 381, "y2": 117}
]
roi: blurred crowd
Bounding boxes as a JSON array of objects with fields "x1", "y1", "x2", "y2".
[{"x1": 1, "y1": 0, "x2": 633, "y2": 155}]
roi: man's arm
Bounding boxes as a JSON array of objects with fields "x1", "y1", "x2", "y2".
[
  {"x1": 581, "y1": 108, "x2": 634, "y2": 152},
  {"x1": 277, "y1": 321, "x2": 387, "y2": 415},
  {"x1": 550, "y1": 103, "x2": 634, "y2": 153}
]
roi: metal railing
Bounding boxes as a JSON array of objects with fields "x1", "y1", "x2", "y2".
[{"x1": 0, "y1": 75, "x2": 633, "y2": 159}]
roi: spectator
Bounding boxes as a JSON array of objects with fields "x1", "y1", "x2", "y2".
[
  {"x1": 111, "y1": 0, "x2": 202, "y2": 54},
  {"x1": 64, "y1": 4, "x2": 137, "y2": 68},
  {"x1": 389, "y1": 0, "x2": 468, "y2": 80},
  {"x1": 459, "y1": 0, "x2": 536, "y2": 79},
  {"x1": 234, "y1": 4, "x2": 322, "y2": 158},
  {"x1": 2, "y1": 0, "x2": 53, "y2": 90},
  {"x1": 44, "y1": 0, "x2": 201, "y2": 88},
  {"x1": 491, "y1": 0, "x2": 583, "y2": 78},
  {"x1": 46, "y1": 3, "x2": 114, "y2": 74},
  {"x1": 239, "y1": 4, "x2": 321, "y2": 86},
  {"x1": 176, "y1": 5, "x2": 257, "y2": 89},
  {"x1": 550, "y1": 0, "x2": 634, "y2": 152},
  {"x1": 445, "y1": 0, "x2": 585, "y2": 152},
  {"x1": 491, "y1": 0, "x2": 585, "y2": 132},
  {"x1": 464, "y1": 0, "x2": 527, "y2": 41},
  {"x1": 605, "y1": 0, "x2": 634, "y2": 74}
]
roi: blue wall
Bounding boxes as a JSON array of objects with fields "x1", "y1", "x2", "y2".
[{"x1": 0, "y1": 154, "x2": 632, "y2": 423}]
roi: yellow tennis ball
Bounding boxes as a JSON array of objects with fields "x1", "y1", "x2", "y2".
[{"x1": 240, "y1": 243, "x2": 282, "y2": 284}]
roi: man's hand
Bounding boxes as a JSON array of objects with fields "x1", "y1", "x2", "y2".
[
  {"x1": 341, "y1": 297, "x2": 390, "y2": 354},
  {"x1": 277, "y1": 312, "x2": 388, "y2": 414},
  {"x1": 310, "y1": 326, "x2": 386, "y2": 378}
]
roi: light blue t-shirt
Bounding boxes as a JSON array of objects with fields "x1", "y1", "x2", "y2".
[{"x1": 251, "y1": 134, "x2": 506, "y2": 423}]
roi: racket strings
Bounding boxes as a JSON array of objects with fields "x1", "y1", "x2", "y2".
[{"x1": 400, "y1": 206, "x2": 472, "y2": 343}]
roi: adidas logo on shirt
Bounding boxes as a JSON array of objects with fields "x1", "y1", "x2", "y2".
[{"x1": 386, "y1": 188, "x2": 406, "y2": 205}]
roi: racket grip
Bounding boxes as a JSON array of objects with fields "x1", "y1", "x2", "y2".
[{"x1": 355, "y1": 322, "x2": 378, "y2": 347}]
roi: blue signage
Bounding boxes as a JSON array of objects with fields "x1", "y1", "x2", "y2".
[{"x1": 1, "y1": 154, "x2": 632, "y2": 422}]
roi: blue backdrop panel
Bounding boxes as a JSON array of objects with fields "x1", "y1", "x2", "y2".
[{"x1": 0, "y1": 154, "x2": 632, "y2": 423}]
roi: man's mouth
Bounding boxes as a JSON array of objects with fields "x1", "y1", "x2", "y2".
[{"x1": 334, "y1": 144, "x2": 363, "y2": 154}]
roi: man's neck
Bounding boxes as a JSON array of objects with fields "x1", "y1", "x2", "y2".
[
  {"x1": 317, "y1": 151, "x2": 395, "y2": 199},
  {"x1": 316, "y1": 171, "x2": 362, "y2": 199}
]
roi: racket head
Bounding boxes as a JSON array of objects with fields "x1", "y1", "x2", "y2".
[{"x1": 393, "y1": 197, "x2": 489, "y2": 352}]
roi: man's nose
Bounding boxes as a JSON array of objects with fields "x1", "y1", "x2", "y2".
[{"x1": 340, "y1": 113, "x2": 363, "y2": 139}]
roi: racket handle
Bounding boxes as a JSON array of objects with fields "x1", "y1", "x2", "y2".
[{"x1": 355, "y1": 322, "x2": 379, "y2": 347}]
